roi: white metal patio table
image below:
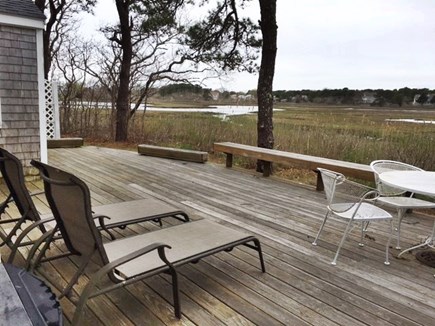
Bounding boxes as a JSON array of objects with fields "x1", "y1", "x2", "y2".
[{"x1": 379, "y1": 171, "x2": 435, "y2": 258}]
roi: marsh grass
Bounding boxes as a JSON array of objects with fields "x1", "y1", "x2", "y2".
[{"x1": 63, "y1": 104, "x2": 435, "y2": 173}]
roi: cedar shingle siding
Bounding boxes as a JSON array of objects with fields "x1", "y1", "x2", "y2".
[{"x1": 0, "y1": 1, "x2": 43, "y2": 174}]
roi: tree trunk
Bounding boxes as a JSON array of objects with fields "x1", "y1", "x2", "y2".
[
  {"x1": 256, "y1": 0, "x2": 277, "y2": 173},
  {"x1": 115, "y1": 0, "x2": 133, "y2": 142}
]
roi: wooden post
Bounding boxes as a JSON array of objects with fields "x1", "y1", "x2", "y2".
[
  {"x1": 262, "y1": 162, "x2": 272, "y2": 177},
  {"x1": 315, "y1": 170, "x2": 324, "y2": 191},
  {"x1": 225, "y1": 153, "x2": 233, "y2": 168}
]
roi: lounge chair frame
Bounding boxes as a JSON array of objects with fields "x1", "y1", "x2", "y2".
[
  {"x1": 0, "y1": 148, "x2": 189, "y2": 265},
  {"x1": 0, "y1": 149, "x2": 48, "y2": 250},
  {"x1": 31, "y1": 160, "x2": 265, "y2": 324}
]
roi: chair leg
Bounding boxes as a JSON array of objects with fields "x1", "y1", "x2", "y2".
[
  {"x1": 384, "y1": 219, "x2": 393, "y2": 265},
  {"x1": 60, "y1": 256, "x2": 92, "y2": 299},
  {"x1": 396, "y1": 208, "x2": 405, "y2": 250},
  {"x1": 253, "y1": 239, "x2": 266, "y2": 272},
  {"x1": 312, "y1": 211, "x2": 330, "y2": 246},
  {"x1": 398, "y1": 219, "x2": 435, "y2": 258},
  {"x1": 72, "y1": 263, "x2": 101, "y2": 326},
  {"x1": 359, "y1": 222, "x2": 365, "y2": 247},
  {"x1": 169, "y1": 266, "x2": 181, "y2": 319},
  {"x1": 331, "y1": 219, "x2": 353, "y2": 265},
  {"x1": 363, "y1": 221, "x2": 370, "y2": 232}
]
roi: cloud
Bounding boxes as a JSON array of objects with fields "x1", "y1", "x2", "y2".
[
  {"x1": 271, "y1": 0, "x2": 435, "y2": 90},
  {"x1": 79, "y1": 0, "x2": 435, "y2": 91}
]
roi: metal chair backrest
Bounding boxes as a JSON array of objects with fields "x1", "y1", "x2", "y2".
[
  {"x1": 31, "y1": 160, "x2": 108, "y2": 263},
  {"x1": 0, "y1": 148, "x2": 42, "y2": 227},
  {"x1": 318, "y1": 167, "x2": 378, "y2": 215},
  {"x1": 370, "y1": 160, "x2": 423, "y2": 196},
  {"x1": 317, "y1": 168, "x2": 344, "y2": 205}
]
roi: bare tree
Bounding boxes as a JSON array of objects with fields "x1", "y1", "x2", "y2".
[
  {"x1": 51, "y1": 0, "x2": 276, "y2": 148},
  {"x1": 106, "y1": 0, "x2": 261, "y2": 141},
  {"x1": 35, "y1": 0, "x2": 96, "y2": 78}
]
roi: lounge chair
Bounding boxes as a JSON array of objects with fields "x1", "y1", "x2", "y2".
[
  {"x1": 312, "y1": 168, "x2": 393, "y2": 265},
  {"x1": 0, "y1": 148, "x2": 189, "y2": 264},
  {"x1": 31, "y1": 160, "x2": 265, "y2": 324}
]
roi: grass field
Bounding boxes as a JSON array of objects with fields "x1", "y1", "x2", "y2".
[{"x1": 64, "y1": 104, "x2": 435, "y2": 181}]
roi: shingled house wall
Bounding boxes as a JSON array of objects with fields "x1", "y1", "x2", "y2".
[{"x1": 0, "y1": 0, "x2": 45, "y2": 176}]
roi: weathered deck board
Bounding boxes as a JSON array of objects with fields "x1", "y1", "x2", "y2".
[{"x1": 1, "y1": 146, "x2": 435, "y2": 325}]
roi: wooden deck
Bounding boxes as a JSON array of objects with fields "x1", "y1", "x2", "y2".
[{"x1": 2, "y1": 146, "x2": 435, "y2": 325}]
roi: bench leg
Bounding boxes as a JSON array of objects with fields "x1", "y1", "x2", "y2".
[
  {"x1": 315, "y1": 170, "x2": 324, "y2": 191},
  {"x1": 262, "y1": 162, "x2": 272, "y2": 177},
  {"x1": 225, "y1": 153, "x2": 233, "y2": 168}
]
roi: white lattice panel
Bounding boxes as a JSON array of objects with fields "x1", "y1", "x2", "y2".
[{"x1": 44, "y1": 80, "x2": 59, "y2": 139}]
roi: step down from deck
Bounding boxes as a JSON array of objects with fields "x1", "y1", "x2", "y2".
[
  {"x1": 138, "y1": 144, "x2": 208, "y2": 163},
  {"x1": 47, "y1": 138, "x2": 84, "y2": 148}
]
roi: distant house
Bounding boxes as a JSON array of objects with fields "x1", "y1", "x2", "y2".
[
  {"x1": 210, "y1": 90, "x2": 220, "y2": 101},
  {"x1": 291, "y1": 94, "x2": 309, "y2": 103},
  {"x1": 413, "y1": 93, "x2": 434, "y2": 105},
  {"x1": 238, "y1": 94, "x2": 253, "y2": 101},
  {"x1": 361, "y1": 92, "x2": 376, "y2": 104},
  {"x1": 0, "y1": 0, "x2": 46, "y2": 175}
]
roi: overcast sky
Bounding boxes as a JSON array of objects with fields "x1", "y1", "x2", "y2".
[{"x1": 81, "y1": 0, "x2": 435, "y2": 92}]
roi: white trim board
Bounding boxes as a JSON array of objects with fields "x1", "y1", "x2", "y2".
[
  {"x1": 0, "y1": 13, "x2": 44, "y2": 30},
  {"x1": 36, "y1": 29, "x2": 47, "y2": 163}
]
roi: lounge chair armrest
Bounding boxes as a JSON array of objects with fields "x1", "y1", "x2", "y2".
[
  {"x1": 91, "y1": 213, "x2": 111, "y2": 223},
  {"x1": 91, "y1": 213, "x2": 110, "y2": 225},
  {"x1": 73, "y1": 243, "x2": 172, "y2": 325},
  {"x1": 90, "y1": 214, "x2": 115, "y2": 239},
  {"x1": 13, "y1": 216, "x2": 55, "y2": 244},
  {"x1": 8, "y1": 216, "x2": 56, "y2": 264},
  {"x1": 103, "y1": 242, "x2": 171, "y2": 273},
  {"x1": 0, "y1": 191, "x2": 43, "y2": 213},
  {"x1": 0, "y1": 193, "x2": 13, "y2": 214}
]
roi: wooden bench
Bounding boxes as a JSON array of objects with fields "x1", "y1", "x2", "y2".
[
  {"x1": 47, "y1": 137, "x2": 84, "y2": 148},
  {"x1": 138, "y1": 144, "x2": 208, "y2": 163},
  {"x1": 213, "y1": 142, "x2": 374, "y2": 190}
]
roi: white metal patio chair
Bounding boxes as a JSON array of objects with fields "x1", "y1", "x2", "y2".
[
  {"x1": 312, "y1": 168, "x2": 393, "y2": 265},
  {"x1": 370, "y1": 160, "x2": 435, "y2": 249}
]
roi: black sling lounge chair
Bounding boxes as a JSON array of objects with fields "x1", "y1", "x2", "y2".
[
  {"x1": 31, "y1": 160, "x2": 265, "y2": 324},
  {"x1": 0, "y1": 148, "x2": 189, "y2": 263}
]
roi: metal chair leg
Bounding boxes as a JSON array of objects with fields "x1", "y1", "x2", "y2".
[
  {"x1": 312, "y1": 211, "x2": 329, "y2": 246},
  {"x1": 396, "y1": 208, "x2": 404, "y2": 249},
  {"x1": 60, "y1": 255, "x2": 92, "y2": 299},
  {"x1": 331, "y1": 219, "x2": 353, "y2": 265},
  {"x1": 359, "y1": 222, "x2": 365, "y2": 247},
  {"x1": 170, "y1": 266, "x2": 181, "y2": 319},
  {"x1": 384, "y1": 219, "x2": 393, "y2": 265},
  {"x1": 253, "y1": 239, "x2": 266, "y2": 272},
  {"x1": 398, "y1": 219, "x2": 435, "y2": 257}
]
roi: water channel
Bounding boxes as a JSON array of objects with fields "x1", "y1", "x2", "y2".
[{"x1": 142, "y1": 105, "x2": 259, "y2": 117}]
